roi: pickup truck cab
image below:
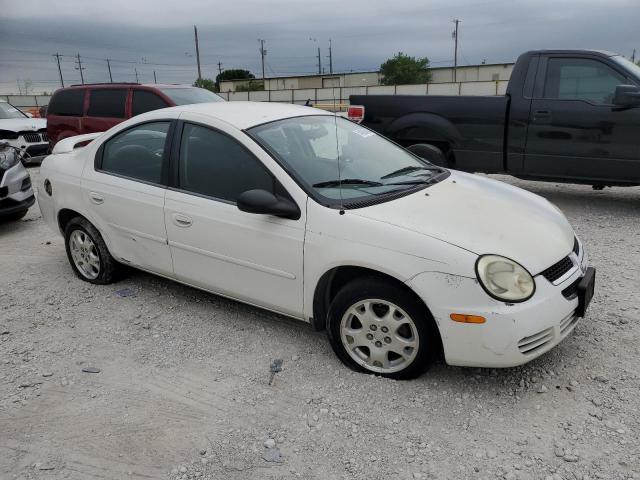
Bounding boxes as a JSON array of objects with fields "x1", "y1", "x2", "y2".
[{"x1": 353, "y1": 50, "x2": 640, "y2": 187}]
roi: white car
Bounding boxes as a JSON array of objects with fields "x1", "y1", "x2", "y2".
[
  {"x1": 0, "y1": 100, "x2": 49, "y2": 164},
  {"x1": 37, "y1": 102, "x2": 595, "y2": 379}
]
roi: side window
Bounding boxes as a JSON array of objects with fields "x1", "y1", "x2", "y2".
[
  {"x1": 132, "y1": 90, "x2": 169, "y2": 116},
  {"x1": 179, "y1": 123, "x2": 274, "y2": 202},
  {"x1": 87, "y1": 89, "x2": 127, "y2": 118},
  {"x1": 101, "y1": 122, "x2": 169, "y2": 184},
  {"x1": 543, "y1": 58, "x2": 625, "y2": 104},
  {"x1": 47, "y1": 89, "x2": 84, "y2": 116}
]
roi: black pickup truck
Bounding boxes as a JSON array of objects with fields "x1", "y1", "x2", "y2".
[{"x1": 352, "y1": 50, "x2": 640, "y2": 187}]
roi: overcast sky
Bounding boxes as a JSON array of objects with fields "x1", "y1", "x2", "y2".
[{"x1": 0, "y1": 0, "x2": 637, "y2": 94}]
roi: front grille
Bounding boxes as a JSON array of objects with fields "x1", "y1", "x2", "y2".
[
  {"x1": 540, "y1": 256, "x2": 574, "y2": 283},
  {"x1": 562, "y1": 277, "x2": 581, "y2": 300},
  {"x1": 23, "y1": 132, "x2": 42, "y2": 143},
  {"x1": 559, "y1": 312, "x2": 579, "y2": 336},
  {"x1": 518, "y1": 327, "x2": 554, "y2": 354},
  {"x1": 41, "y1": 131, "x2": 49, "y2": 141}
]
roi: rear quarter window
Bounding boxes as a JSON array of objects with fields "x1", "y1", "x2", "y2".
[
  {"x1": 47, "y1": 89, "x2": 85, "y2": 116},
  {"x1": 88, "y1": 89, "x2": 127, "y2": 118}
]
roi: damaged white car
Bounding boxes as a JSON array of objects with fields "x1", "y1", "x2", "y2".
[
  {"x1": 37, "y1": 102, "x2": 595, "y2": 379},
  {"x1": 0, "y1": 100, "x2": 48, "y2": 164}
]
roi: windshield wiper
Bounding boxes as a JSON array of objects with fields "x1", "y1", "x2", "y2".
[
  {"x1": 380, "y1": 165, "x2": 436, "y2": 179},
  {"x1": 312, "y1": 178, "x2": 383, "y2": 188}
]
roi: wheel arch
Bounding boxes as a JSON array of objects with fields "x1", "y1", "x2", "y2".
[{"x1": 57, "y1": 208, "x2": 85, "y2": 234}]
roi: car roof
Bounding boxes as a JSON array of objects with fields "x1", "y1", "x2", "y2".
[{"x1": 156, "y1": 101, "x2": 333, "y2": 130}]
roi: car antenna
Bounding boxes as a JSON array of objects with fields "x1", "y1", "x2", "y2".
[{"x1": 331, "y1": 84, "x2": 344, "y2": 214}]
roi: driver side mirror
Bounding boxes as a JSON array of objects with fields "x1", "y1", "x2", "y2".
[
  {"x1": 237, "y1": 189, "x2": 300, "y2": 220},
  {"x1": 613, "y1": 85, "x2": 640, "y2": 107}
]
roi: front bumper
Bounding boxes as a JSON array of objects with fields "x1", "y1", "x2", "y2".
[
  {"x1": 408, "y1": 251, "x2": 591, "y2": 368},
  {"x1": 0, "y1": 161, "x2": 35, "y2": 216}
]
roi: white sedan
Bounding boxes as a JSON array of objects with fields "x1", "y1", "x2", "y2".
[{"x1": 37, "y1": 102, "x2": 595, "y2": 379}]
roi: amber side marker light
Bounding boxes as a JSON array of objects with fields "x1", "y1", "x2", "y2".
[{"x1": 450, "y1": 313, "x2": 486, "y2": 324}]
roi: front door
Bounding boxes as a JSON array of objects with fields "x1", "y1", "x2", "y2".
[
  {"x1": 164, "y1": 119, "x2": 305, "y2": 317},
  {"x1": 525, "y1": 55, "x2": 640, "y2": 183},
  {"x1": 81, "y1": 120, "x2": 173, "y2": 276}
]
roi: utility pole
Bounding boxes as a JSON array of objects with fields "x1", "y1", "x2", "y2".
[
  {"x1": 317, "y1": 47, "x2": 322, "y2": 75},
  {"x1": 632, "y1": 49, "x2": 636, "y2": 62},
  {"x1": 134, "y1": 68, "x2": 139, "y2": 83},
  {"x1": 75, "y1": 53, "x2": 85, "y2": 84},
  {"x1": 258, "y1": 39, "x2": 266, "y2": 80},
  {"x1": 452, "y1": 19, "x2": 460, "y2": 82},
  {"x1": 52, "y1": 53, "x2": 64, "y2": 87},
  {"x1": 194, "y1": 25, "x2": 202, "y2": 81},
  {"x1": 106, "y1": 58, "x2": 113, "y2": 83},
  {"x1": 217, "y1": 62, "x2": 223, "y2": 76},
  {"x1": 153, "y1": 70, "x2": 157, "y2": 83},
  {"x1": 328, "y1": 39, "x2": 333, "y2": 74}
]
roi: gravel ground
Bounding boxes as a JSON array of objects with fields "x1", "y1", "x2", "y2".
[{"x1": 1, "y1": 167, "x2": 639, "y2": 480}]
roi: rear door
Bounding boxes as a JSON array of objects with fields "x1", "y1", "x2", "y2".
[
  {"x1": 81, "y1": 120, "x2": 174, "y2": 276},
  {"x1": 524, "y1": 54, "x2": 640, "y2": 183},
  {"x1": 83, "y1": 88, "x2": 129, "y2": 134}
]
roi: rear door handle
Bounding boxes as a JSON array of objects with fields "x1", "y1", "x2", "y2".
[
  {"x1": 172, "y1": 213, "x2": 192, "y2": 227},
  {"x1": 533, "y1": 109, "x2": 551, "y2": 120},
  {"x1": 89, "y1": 192, "x2": 104, "y2": 204}
]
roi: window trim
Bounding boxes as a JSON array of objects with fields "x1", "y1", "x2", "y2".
[
  {"x1": 536, "y1": 55, "x2": 631, "y2": 106},
  {"x1": 94, "y1": 119, "x2": 176, "y2": 188},
  {"x1": 87, "y1": 88, "x2": 128, "y2": 118},
  {"x1": 169, "y1": 120, "x2": 298, "y2": 210}
]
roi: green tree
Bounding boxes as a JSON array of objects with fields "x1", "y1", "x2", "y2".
[
  {"x1": 380, "y1": 52, "x2": 431, "y2": 85},
  {"x1": 193, "y1": 78, "x2": 217, "y2": 92},
  {"x1": 236, "y1": 80, "x2": 265, "y2": 92},
  {"x1": 215, "y1": 69, "x2": 255, "y2": 91}
]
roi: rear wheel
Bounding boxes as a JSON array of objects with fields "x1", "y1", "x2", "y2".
[
  {"x1": 64, "y1": 217, "x2": 120, "y2": 284},
  {"x1": 326, "y1": 277, "x2": 438, "y2": 379}
]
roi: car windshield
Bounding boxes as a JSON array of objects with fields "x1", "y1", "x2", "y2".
[
  {"x1": 0, "y1": 102, "x2": 27, "y2": 119},
  {"x1": 158, "y1": 87, "x2": 224, "y2": 105},
  {"x1": 611, "y1": 55, "x2": 640, "y2": 83},
  {"x1": 248, "y1": 115, "x2": 443, "y2": 205}
]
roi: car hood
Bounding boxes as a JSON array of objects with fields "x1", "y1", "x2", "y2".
[
  {"x1": 0, "y1": 118, "x2": 46, "y2": 132},
  {"x1": 351, "y1": 171, "x2": 574, "y2": 275}
]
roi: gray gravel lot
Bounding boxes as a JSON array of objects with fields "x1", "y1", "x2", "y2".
[{"x1": 1, "y1": 167, "x2": 639, "y2": 480}]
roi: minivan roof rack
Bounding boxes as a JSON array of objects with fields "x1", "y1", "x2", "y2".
[{"x1": 69, "y1": 82, "x2": 141, "y2": 87}]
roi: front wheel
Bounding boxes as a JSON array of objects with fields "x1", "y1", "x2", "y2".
[
  {"x1": 326, "y1": 277, "x2": 438, "y2": 379},
  {"x1": 64, "y1": 217, "x2": 120, "y2": 284}
]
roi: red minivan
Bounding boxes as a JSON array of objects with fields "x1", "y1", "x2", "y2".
[{"x1": 46, "y1": 83, "x2": 224, "y2": 149}]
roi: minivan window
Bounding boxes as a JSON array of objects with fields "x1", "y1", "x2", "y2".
[
  {"x1": 48, "y1": 89, "x2": 85, "y2": 116},
  {"x1": 178, "y1": 123, "x2": 273, "y2": 202},
  {"x1": 543, "y1": 58, "x2": 626, "y2": 104},
  {"x1": 132, "y1": 90, "x2": 169, "y2": 116},
  {"x1": 159, "y1": 88, "x2": 224, "y2": 105},
  {"x1": 88, "y1": 89, "x2": 127, "y2": 118},
  {"x1": 101, "y1": 122, "x2": 169, "y2": 184}
]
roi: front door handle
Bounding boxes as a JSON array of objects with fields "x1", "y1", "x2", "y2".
[
  {"x1": 172, "y1": 213, "x2": 193, "y2": 227},
  {"x1": 89, "y1": 192, "x2": 104, "y2": 204},
  {"x1": 533, "y1": 109, "x2": 551, "y2": 120}
]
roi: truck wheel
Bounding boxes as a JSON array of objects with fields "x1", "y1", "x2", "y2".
[
  {"x1": 407, "y1": 144, "x2": 449, "y2": 167},
  {"x1": 64, "y1": 217, "x2": 121, "y2": 284},
  {"x1": 326, "y1": 276, "x2": 439, "y2": 380}
]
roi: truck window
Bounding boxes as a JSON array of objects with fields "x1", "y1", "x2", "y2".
[
  {"x1": 543, "y1": 58, "x2": 625, "y2": 104},
  {"x1": 87, "y1": 89, "x2": 127, "y2": 118},
  {"x1": 48, "y1": 89, "x2": 84, "y2": 116},
  {"x1": 132, "y1": 90, "x2": 169, "y2": 116}
]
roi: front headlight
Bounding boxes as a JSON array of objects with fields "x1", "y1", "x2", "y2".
[
  {"x1": 0, "y1": 147, "x2": 19, "y2": 170},
  {"x1": 475, "y1": 255, "x2": 535, "y2": 302}
]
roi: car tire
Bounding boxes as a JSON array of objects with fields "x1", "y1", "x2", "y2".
[
  {"x1": 64, "y1": 217, "x2": 120, "y2": 285},
  {"x1": 326, "y1": 276, "x2": 439, "y2": 380},
  {"x1": 2, "y1": 209, "x2": 28, "y2": 222},
  {"x1": 407, "y1": 143, "x2": 449, "y2": 167}
]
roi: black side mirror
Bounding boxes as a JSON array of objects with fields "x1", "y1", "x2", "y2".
[
  {"x1": 613, "y1": 85, "x2": 640, "y2": 107},
  {"x1": 237, "y1": 189, "x2": 300, "y2": 220}
]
